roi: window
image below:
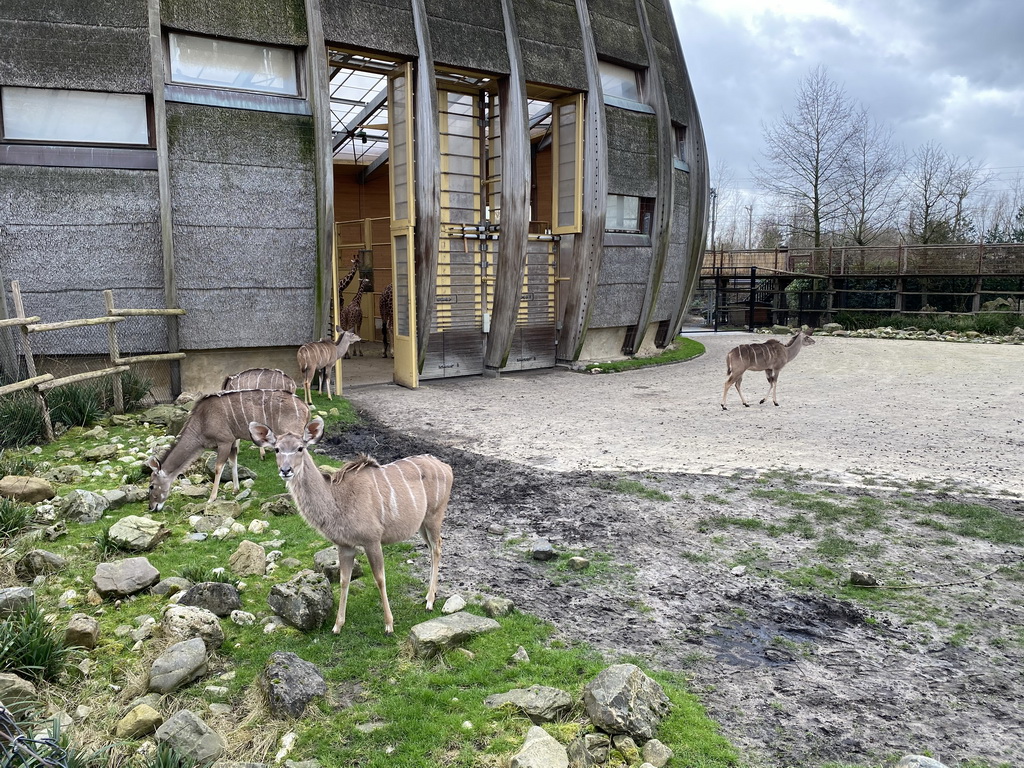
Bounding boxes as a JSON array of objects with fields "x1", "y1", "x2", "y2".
[
  {"x1": 168, "y1": 32, "x2": 300, "y2": 97},
  {"x1": 606, "y1": 195, "x2": 654, "y2": 234},
  {"x1": 599, "y1": 61, "x2": 642, "y2": 103},
  {"x1": 1, "y1": 86, "x2": 149, "y2": 145},
  {"x1": 674, "y1": 124, "x2": 686, "y2": 162}
]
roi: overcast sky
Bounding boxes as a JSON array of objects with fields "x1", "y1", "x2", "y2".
[{"x1": 670, "y1": 0, "x2": 1024, "y2": 232}]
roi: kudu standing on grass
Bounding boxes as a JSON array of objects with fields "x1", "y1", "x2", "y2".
[
  {"x1": 296, "y1": 328, "x2": 361, "y2": 406},
  {"x1": 721, "y1": 329, "x2": 816, "y2": 410},
  {"x1": 249, "y1": 416, "x2": 454, "y2": 635},
  {"x1": 146, "y1": 390, "x2": 310, "y2": 511},
  {"x1": 222, "y1": 368, "x2": 297, "y2": 459}
]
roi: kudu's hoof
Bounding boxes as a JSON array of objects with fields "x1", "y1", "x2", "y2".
[
  {"x1": 744, "y1": 403, "x2": 750, "y2": 407},
  {"x1": 721, "y1": 404, "x2": 727, "y2": 411}
]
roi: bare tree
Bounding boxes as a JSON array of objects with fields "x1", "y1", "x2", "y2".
[
  {"x1": 755, "y1": 66, "x2": 859, "y2": 247},
  {"x1": 902, "y1": 141, "x2": 988, "y2": 244},
  {"x1": 841, "y1": 110, "x2": 905, "y2": 245}
]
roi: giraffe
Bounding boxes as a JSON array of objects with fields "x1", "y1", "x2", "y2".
[
  {"x1": 338, "y1": 254, "x2": 361, "y2": 294},
  {"x1": 338, "y1": 278, "x2": 371, "y2": 358},
  {"x1": 379, "y1": 283, "x2": 394, "y2": 358}
]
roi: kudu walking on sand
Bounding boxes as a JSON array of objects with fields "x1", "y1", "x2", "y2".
[
  {"x1": 222, "y1": 368, "x2": 297, "y2": 459},
  {"x1": 146, "y1": 390, "x2": 310, "y2": 511},
  {"x1": 249, "y1": 417, "x2": 454, "y2": 635},
  {"x1": 296, "y1": 328, "x2": 361, "y2": 405},
  {"x1": 721, "y1": 329, "x2": 816, "y2": 410}
]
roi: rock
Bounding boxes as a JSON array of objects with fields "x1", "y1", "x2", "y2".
[
  {"x1": 102, "y1": 489, "x2": 131, "y2": 510},
  {"x1": 155, "y1": 710, "x2": 226, "y2": 764},
  {"x1": 408, "y1": 612, "x2": 501, "y2": 658},
  {"x1": 0, "y1": 672, "x2": 40, "y2": 719},
  {"x1": 897, "y1": 758, "x2": 948, "y2": 768},
  {"x1": 484, "y1": 685, "x2": 573, "y2": 723},
  {"x1": 0, "y1": 476, "x2": 54, "y2": 503},
  {"x1": 204, "y1": 456, "x2": 256, "y2": 484},
  {"x1": 93, "y1": 557, "x2": 161, "y2": 599},
  {"x1": 15, "y1": 550, "x2": 67, "y2": 581},
  {"x1": 582, "y1": 664, "x2": 670, "y2": 742},
  {"x1": 40, "y1": 465, "x2": 84, "y2": 484},
  {"x1": 481, "y1": 596, "x2": 514, "y2": 618},
  {"x1": 119, "y1": 485, "x2": 149, "y2": 504},
  {"x1": 267, "y1": 570, "x2": 334, "y2": 631},
  {"x1": 510, "y1": 725, "x2": 568, "y2": 768},
  {"x1": 260, "y1": 651, "x2": 328, "y2": 719},
  {"x1": 108, "y1": 516, "x2": 170, "y2": 552},
  {"x1": 771, "y1": 324, "x2": 793, "y2": 334},
  {"x1": 850, "y1": 570, "x2": 879, "y2": 586},
  {"x1": 442, "y1": 594, "x2": 466, "y2": 614},
  {"x1": 312, "y1": 546, "x2": 363, "y2": 582},
  {"x1": 82, "y1": 444, "x2": 120, "y2": 462},
  {"x1": 821, "y1": 322, "x2": 844, "y2": 332},
  {"x1": 260, "y1": 495, "x2": 296, "y2": 516},
  {"x1": 115, "y1": 704, "x2": 163, "y2": 738},
  {"x1": 0, "y1": 587, "x2": 35, "y2": 618},
  {"x1": 177, "y1": 582, "x2": 243, "y2": 618},
  {"x1": 229, "y1": 540, "x2": 267, "y2": 577},
  {"x1": 141, "y1": 405, "x2": 183, "y2": 427},
  {"x1": 152, "y1": 577, "x2": 192, "y2": 596},
  {"x1": 65, "y1": 613, "x2": 100, "y2": 650},
  {"x1": 567, "y1": 556, "x2": 590, "y2": 571},
  {"x1": 149, "y1": 637, "x2": 209, "y2": 694},
  {"x1": 611, "y1": 734, "x2": 641, "y2": 765},
  {"x1": 162, "y1": 604, "x2": 226, "y2": 653},
  {"x1": 59, "y1": 489, "x2": 110, "y2": 523},
  {"x1": 567, "y1": 733, "x2": 610, "y2": 767},
  {"x1": 204, "y1": 499, "x2": 244, "y2": 519},
  {"x1": 532, "y1": 539, "x2": 557, "y2": 561},
  {"x1": 642, "y1": 738, "x2": 673, "y2": 767}
]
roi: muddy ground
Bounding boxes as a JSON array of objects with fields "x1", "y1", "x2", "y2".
[{"x1": 326, "y1": 335, "x2": 1024, "y2": 767}]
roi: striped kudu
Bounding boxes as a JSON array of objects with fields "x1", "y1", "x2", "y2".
[
  {"x1": 721, "y1": 330, "x2": 816, "y2": 410},
  {"x1": 146, "y1": 390, "x2": 310, "y2": 510},
  {"x1": 222, "y1": 368, "x2": 297, "y2": 459},
  {"x1": 296, "y1": 329, "x2": 361, "y2": 405},
  {"x1": 249, "y1": 416, "x2": 454, "y2": 634}
]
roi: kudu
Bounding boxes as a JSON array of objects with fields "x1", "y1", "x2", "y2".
[
  {"x1": 721, "y1": 330, "x2": 816, "y2": 410},
  {"x1": 296, "y1": 328, "x2": 361, "y2": 406},
  {"x1": 249, "y1": 417, "x2": 453, "y2": 634},
  {"x1": 222, "y1": 368, "x2": 297, "y2": 459},
  {"x1": 146, "y1": 389, "x2": 310, "y2": 511}
]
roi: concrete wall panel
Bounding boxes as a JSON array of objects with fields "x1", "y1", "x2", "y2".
[
  {"x1": 161, "y1": 0, "x2": 307, "y2": 45},
  {"x1": 320, "y1": 0, "x2": 418, "y2": 57}
]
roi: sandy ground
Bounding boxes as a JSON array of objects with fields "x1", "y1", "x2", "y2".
[{"x1": 344, "y1": 333, "x2": 1024, "y2": 495}]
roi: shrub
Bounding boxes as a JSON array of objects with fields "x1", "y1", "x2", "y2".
[
  {"x1": 0, "y1": 392, "x2": 47, "y2": 448},
  {"x1": 48, "y1": 383, "x2": 104, "y2": 429},
  {"x1": 0, "y1": 497, "x2": 33, "y2": 542},
  {"x1": 97, "y1": 371, "x2": 154, "y2": 413},
  {"x1": 0, "y1": 450, "x2": 36, "y2": 477},
  {"x1": 179, "y1": 563, "x2": 239, "y2": 588},
  {"x1": 0, "y1": 599, "x2": 76, "y2": 682},
  {"x1": 140, "y1": 743, "x2": 198, "y2": 768}
]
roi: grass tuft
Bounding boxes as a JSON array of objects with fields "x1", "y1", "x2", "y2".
[{"x1": 0, "y1": 599, "x2": 77, "y2": 682}]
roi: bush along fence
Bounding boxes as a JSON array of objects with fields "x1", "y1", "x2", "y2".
[{"x1": 0, "y1": 282, "x2": 185, "y2": 441}]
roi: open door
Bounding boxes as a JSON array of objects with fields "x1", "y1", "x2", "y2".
[{"x1": 388, "y1": 63, "x2": 418, "y2": 388}]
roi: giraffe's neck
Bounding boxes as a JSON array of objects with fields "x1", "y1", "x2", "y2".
[{"x1": 339, "y1": 260, "x2": 360, "y2": 292}]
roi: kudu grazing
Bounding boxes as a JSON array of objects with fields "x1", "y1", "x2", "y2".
[
  {"x1": 296, "y1": 328, "x2": 361, "y2": 406},
  {"x1": 249, "y1": 416, "x2": 454, "y2": 634},
  {"x1": 721, "y1": 329, "x2": 816, "y2": 410},
  {"x1": 146, "y1": 390, "x2": 310, "y2": 511},
  {"x1": 222, "y1": 368, "x2": 297, "y2": 459}
]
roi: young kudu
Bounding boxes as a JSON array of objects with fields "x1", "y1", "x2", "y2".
[
  {"x1": 249, "y1": 417, "x2": 453, "y2": 635},
  {"x1": 296, "y1": 328, "x2": 361, "y2": 406},
  {"x1": 721, "y1": 330, "x2": 816, "y2": 410},
  {"x1": 146, "y1": 390, "x2": 310, "y2": 511}
]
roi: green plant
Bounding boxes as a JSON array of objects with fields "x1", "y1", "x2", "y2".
[
  {"x1": 48, "y1": 383, "x2": 104, "y2": 429},
  {"x1": 179, "y1": 563, "x2": 240, "y2": 588},
  {"x1": 0, "y1": 600, "x2": 77, "y2": 682},
  {"x1": 0, "y1": 392, "x2": 47, "y2": 448},
  {"x1": 593, "y1": 477, "x2": 671, "y2": 501},
  {"x1": 0, "y1": 450, "x2": 36, "y2": 477},
  {"x1": 97, "y1": 371, "x2": 154, "y2": 413},
  {"x1": 0, "y1": 497, "x2": 33, "y2": 542},
  {"x1": 47, "y1": 715, "x2": 112, "y2": 768},
  {"x1": 92, "y1": 525, "x2": 120, "y2": 560},
  {"x1": 582, "y1": 336, "x2": 704, "y2": 374},
  {"x1": 139, "y1": 743, "x2": 199, "y2": 768}
]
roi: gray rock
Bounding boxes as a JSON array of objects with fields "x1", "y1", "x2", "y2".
[
  {"x1": 177, "y1": 582, "x2": 242, "y2": 618},
  {"x1": 161, "y1": 604, "x2": 225, "y2": 653},
  {"x1": 484, "y1": 685, "x2": 573, "y2": 723},
  {"x1": 193, "y1": 516, "x2": 229, "y2": 534},
  {"x1": 65, "y1": 613, "x2": 100, "y2": 650},
  {"x1": 93, "y1": 557, "x2": 161, "y2": 599},
  {"x1": 312, "y1": 545, "x2": 363, "y2": 582},
  {"x1": 0, "y1": 587, "x2": 35, "y2": 618},
  {"x1": 642, "y1": 738, "x2": 673, "y2": 767},
  {"x1": 115, "y1": 703, "x2": 163, "y2": 738},
  {"x1": 567, "y1": 556, "x2": 590, "y2": 571},
  {"x1": 204, "y1": 456, "x2": 256, "y2": 483},
  {"x1": 897, "y1": 757, "x2": 949, "y2": 768},
  {"x1": 510, "y1": 725, "x2": 568, "y2": 768},
  {"x1": 611, "y1": 734, "x2": 641, "y2": 765},
  {"x1": 821, "y1": 322, "x2": 844, "y2": 333},
  {"x1": 59, "y1": 489, "x2": 110, "y2": 523},
  {"x1": 850, "y1": 570, "x2": 879, "y2": 586},
  {"x1": 0, "y1": 672, "x2": 40, "y2": 719},
  {"x1": 82, "y1": 444, "x2": 119, "y2": 462},
  {"x1": 155, "y1": 709, "x2": 225, "y2": 764},
  {"x1": 260, "y1": 651, "x2": 327, "y2": 719},
  {"x1": 268, "y1": 570, "x2": 334, "y2": 631},
  {"x1": 408, "y1": 611, "x2": 501, "y2": 658},
  {"x1": 102, "y1": 489, "x2": 130, "y2": 510},
  {"x1": 152, "y1": 577, "x2": 192, "y2": 596},
  {"x1": 149, "y1": 637, "x2": 209, "y2": 694},
  {"x1": 532, "y1": 539, "x2": 557, "y2": 561},
  {"x1": 229, "y1": 540, "x2": 267, "y2": 577},
  {"x1": 141, "y1": 404, "x2": 184, "y2": 427},
  {"x1": 260, "y1": 495, "x2": 296, "y2": 516},
  {"x1": 15, "y1": 550, "x2": 67, "y2": 581},
  {"x1": 119, "y1": 485, "x2": 150, "y2": 504},
  {"x1": 442, "y1": 594, "x2": 467, "y2": 614},
  {"x1": 566, "y1": 733, "x2": 610, "y2": 767},
  {"x1": 0, "y1": 475, "x2": 55, "y2": 503},
  {"x1": 108, "y1": 516, "x2": 170, "y2": 552},
  {"x1": 582, "y1": 664, "x2": 670, "y2": 742},
  {"x1": 203, "y1": 499, "x2": 244, "y2": 519},
  {"x1": 481, "y1": 596, "x2": 515, "y2": 618},
  {"x1": 40, "y1": 465, "x2": 84, "y2": 484}
]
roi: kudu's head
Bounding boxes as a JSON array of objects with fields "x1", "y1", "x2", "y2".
[
  {"x1": 249, "y1": 417, "x2": 326, "y2": 483},
  {"x1": 145, "y1": 455, "x2": 172, "y2": 512},
  {"x1": 334, "y1": 329, "x2": 361, "y2": 353}
]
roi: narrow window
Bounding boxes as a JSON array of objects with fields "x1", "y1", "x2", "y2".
[
  {"x1": 1, "y1": 86, "x2": 149, "y2": 145},
  {"x1": 673, "y1": 124, "x2": 687, "y2": 162},
  {"x1": 167, "y1": 32, "x2": 300, "y2": 97},
  {"x1": 599, "y1": 61, "x2": 642, "y2": 103}
]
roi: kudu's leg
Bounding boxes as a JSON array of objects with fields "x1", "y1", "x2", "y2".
[
  {"x1": 333, "y1": 545, "x2": 358, "y2": 633},
  {"x1": 363, "y1": 541, "x2": 394, "y2": 633},
  {"x1": 419, "y1": 520, "x2": 443, "y2": 611},
  {"x1": 759, "y1": 369, "x2": 776, "y2": 405},
  {"x1": 209, "y1": 442, "x2": 235, "y2": 502}
]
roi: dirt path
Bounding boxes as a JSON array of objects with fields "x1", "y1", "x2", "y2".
[{"x1": 331, "y1": 335, "x2": 1024, "y2": 767}]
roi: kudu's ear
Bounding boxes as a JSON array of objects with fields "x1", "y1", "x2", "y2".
[
  {"x1": 304, "y1": 417, "x2": 326, "y2": 444},
  {"x1": 249, "y1": 422, "x2": 276, "y2": 448},
  {"x1": 145, "y1": 456, "x2": 161, "y2": 472}
]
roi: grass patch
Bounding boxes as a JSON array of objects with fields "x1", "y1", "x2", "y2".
[
  {"x1": 593, "y1": 477, "x2": 671, "y2": 501},
  {"x1": 0, "y1": 496, "x2": 33, "y2": 542},
  {"x1": 925, "y1": 501, "x2": 1024, "y2": 546},
  {"x1": 0, "y1": 599, "x2": 78, "y2": 682},
  {"x1": 581, "y1": 336, "x2": 704, "y2": 374}
]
